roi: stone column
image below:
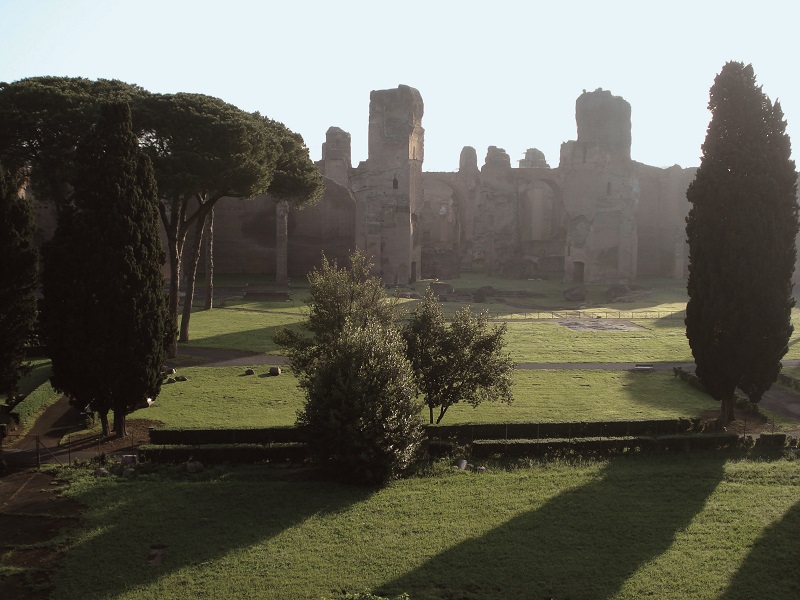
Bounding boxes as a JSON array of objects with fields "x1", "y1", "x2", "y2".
[{"x1": 275, "y1": 200, "x2": 288, "y2": 283}]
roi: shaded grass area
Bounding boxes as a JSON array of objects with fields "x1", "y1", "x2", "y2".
[
  {"x1": 52, "y1": 455, "x2": 800, "y2": 600},
  {"x1": 143, "y1": 367, "x2": 719, "y2": 428}
]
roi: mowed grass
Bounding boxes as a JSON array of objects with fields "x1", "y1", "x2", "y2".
[
  {"x1": 182, "y1": 307, "x2": 305, "y2": 354},
  {"x1": 53, "y1": 454, "x2": 800, "y2": 600},
  {"x1": 505, "y1": 318, "x2": 693, "y2": 363},
  {"x1": 140, "y1": 367, "x2": 720, "y2": 428},
  {"x1": 182, "y1": 286, "x2": 800, "y2": 364}
]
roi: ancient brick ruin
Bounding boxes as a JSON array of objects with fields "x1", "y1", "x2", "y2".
[{"x1": 206, "y1": 85, "x2": 696, "y2": 285}]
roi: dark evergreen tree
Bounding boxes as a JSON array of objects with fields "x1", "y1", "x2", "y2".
[
  {"x1": 42, "y1": 102, "x2": 170, "y2": 437},
  {"x1": 685, "y1": 62, "x2": 798, "y2": 424},
  {"x1": 0, "y1": 163, "x2": 38, "y2": 401}
]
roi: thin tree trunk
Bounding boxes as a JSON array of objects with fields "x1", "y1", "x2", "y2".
[
  {"x1": 276, "y1": 200, "x2": 289, "y2": 283},
  {"x1": 113, "y1": 406, "x2": 127, "y2": 438},
  {"x1": 99, "y1": 410, "x2": 110, "y2": 438},
  {"x1": 179, "y1": 213, "x2": 206, "y2": 343},
  {"x1": 204, "y1": 208, "x2": 214, "y2": 310},
  {"x1": 717, "y1": 395, "x2": 736, "y2": 426},
  {"x1": 167, "y1": 237, "x2": 183, "y2": 357},
  {"x1": 429, "y1": 405, "x2": 434, "y2": 425},
  {"x1": 161, "y1": 199, "x2": 187, "y2": 359}
]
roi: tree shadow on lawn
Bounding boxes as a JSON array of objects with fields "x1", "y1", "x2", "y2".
[
  {"x1": 721, "y1": 496, "x2": 800, "y2": 600},
  {"x1": 379, "y1": 454, "x2": 726, "y2": 600},
  {"x1": 183, "y1": 323, "x2": 299, "y2": 354},
  {"x1": 54, "y1": 469, "x2": 376, "y2": 599},
  {"x1": 622, "y1": 368, "x2": 719, "y2": 418}
]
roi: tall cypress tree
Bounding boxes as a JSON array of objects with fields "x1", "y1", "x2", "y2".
[
  {"x1": 685, "y1": 62, "x2": 798, "y2": 424},
  {"x1": 42, "y1": 102, "x2": 170, "y2": 437},
  {"x1": 0, "y1": 163, "x2": 38, "y2": 401}
]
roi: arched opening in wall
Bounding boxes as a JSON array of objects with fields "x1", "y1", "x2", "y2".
[
  {"x1": 573, "y1": 261, "x2": 585, "y2": 284},
  {"x1": 411, "y1": 261, "x2": 417, "y2": 283},
  {"x1": 393, "y1": 176, "x2": 398, "y2": 190}
]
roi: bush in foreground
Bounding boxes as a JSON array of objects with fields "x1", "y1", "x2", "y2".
[{"x1": 297, "y1": 321, "x2": 424, "y2": 484}]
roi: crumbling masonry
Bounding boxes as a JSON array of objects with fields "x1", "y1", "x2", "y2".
[{"x1": 203, "y1": 85, "x2": 697, "y2": 284}]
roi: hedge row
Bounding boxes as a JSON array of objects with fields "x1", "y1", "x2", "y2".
[
  {"x1": 471, "y1": 432, "x2": 741, "y2": 458},
  {"x1": 149, "y1": 419, "x2": 701, "y2": 447},
  {"x1": 139, "y1": 442, "x2": 308, "y2": 464},
  {"x1": 148, "y1": 426, "x2": 308, "y2": 445},
  {"x1": 425, "y1": 419, "x2": 699, "y2": 441}
]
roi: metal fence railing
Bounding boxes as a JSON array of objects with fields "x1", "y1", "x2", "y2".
[{"x1": 486, "y1": 310, "x2": 687, "y2": 321}]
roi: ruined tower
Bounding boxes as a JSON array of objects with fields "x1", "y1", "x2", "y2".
[
  {"x1": 353, "y1": 85, "x2": 424, "y2": 284},
  {"x1": 560, "y1": 88, "x2": 638, "y2": 283},
  {"x1": 320, "y1": 126, "x2": 352, "y2": 187}
]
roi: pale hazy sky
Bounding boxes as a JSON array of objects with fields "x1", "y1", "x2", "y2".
[{"x1": 2, "y1": 0, "x2": 798, "y2": 172}]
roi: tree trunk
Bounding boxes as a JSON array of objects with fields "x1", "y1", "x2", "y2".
[
  {"x1": 276, "y1": 200, "x2": 289, "y2": 283},
  {"x1": 429, "y1": 405, "x2": 434, "y2": 425},
  {"x1": 179, "y1": 213, "x2": 206, "y2": 343},
  {"x1": 113, "y1": 407, "x2": 127, "y2": 438},
  {"x1": 717, "y1": 395, "x2": 736, "y2": 426},
  {"x1": 204, "y1": 208, "x2": 214, "y2": 310},
  {"x1": 161, "y1": 199, "x2": 187, "y2": 359},
  {"x1": 99, "y1": 410, "x2": 110, "y2": 438},
  {"x1": 167, "y1": 236, "x2": 182, "y2": 357}
]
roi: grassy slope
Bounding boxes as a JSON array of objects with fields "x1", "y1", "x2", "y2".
[
  {"x1": 2, "y1": 359, "x2": 61, "y2": 435},
  {"x1": 53, "y1": 455, "x2": 800, "y2": 600}
]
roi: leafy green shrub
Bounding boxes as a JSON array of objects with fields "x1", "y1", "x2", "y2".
[
  {"x1": 755, "y1": 433, "x2": 787, "y2": 449},
  {"x1": 298, "y1": 321, "x2": 424, "y2": 484}
]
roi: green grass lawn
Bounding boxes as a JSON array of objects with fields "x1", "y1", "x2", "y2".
[
  {"x1": 51, "y1": 454, "x2": 800, "y2": 600},
  {"x1": 141, "y1": 367, "x2": 723, "y2": 428},
  {"x1": 182, "y1": 307, "x2": 305, "y2": 354},
  {"x1": 1, "y1": 359, "x2": 62, "y2": 436},
  {"x1": 505, "y1": 318, "x2": 694, "y2": 363}
]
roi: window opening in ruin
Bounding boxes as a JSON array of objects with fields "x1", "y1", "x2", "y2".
[
  {"x1": 393, "y1": 176, "x2": 398, "y2": 190},
  {"x1": 411, "y1": 261, "x2": 417, "y2": 283},
  {"x1": 607, "y1": 182, "x2": 612, "y2": 195}
]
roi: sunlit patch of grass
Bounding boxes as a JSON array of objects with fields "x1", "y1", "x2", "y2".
[
  {"x1": 142, "y1": 367, "x2": 719, "y2": 429},
  {"x1": 504, "y1": 319, "x2": 693, "y2": 363},
  {"x1": 53, "y1": 455, "x2": 800, "y2": 600}
]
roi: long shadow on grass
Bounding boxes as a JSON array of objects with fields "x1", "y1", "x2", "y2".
[
  {"x1": 54, "y1": 470, "x2": 375, "y2": 599},
  {"x1": 184, "y1": 323, "x2": 302, "y2": 354},
  {"x1": 617, "y1": 368, "x2": 718, "y2": 419},
  {"x1": 721, "y1": 497, "x2": 800, "y2": 600},
  {"x1": 379, "y1": 455, "x2": 726, "y2": 600}
]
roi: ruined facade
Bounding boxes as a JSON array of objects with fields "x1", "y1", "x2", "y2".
[
  {"x1": 29, "y1": 85, "x2": 703, "y2": 285},
  {"x1": 201, "y1": 85, "x2": 698, "y2": 285}
]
